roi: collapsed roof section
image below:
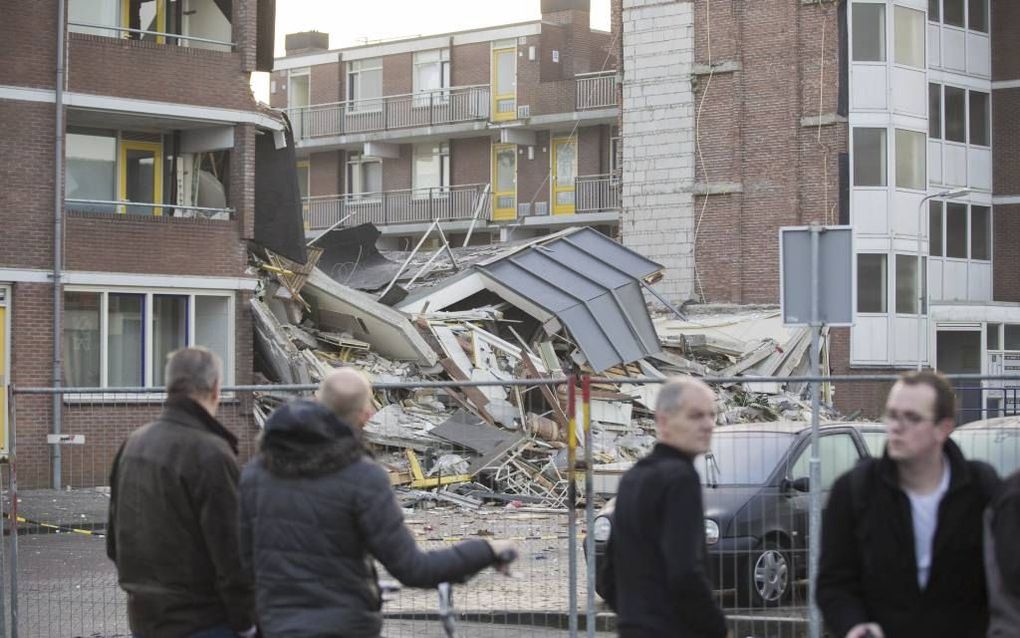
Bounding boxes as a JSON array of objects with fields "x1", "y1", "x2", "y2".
[{"x1": 398, "y1": 227, "x2": 663, "y2": 372}]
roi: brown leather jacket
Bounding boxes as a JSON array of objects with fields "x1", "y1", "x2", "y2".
[{"x1": 107, "y1": 396, "x2": 255, "y2": 638}]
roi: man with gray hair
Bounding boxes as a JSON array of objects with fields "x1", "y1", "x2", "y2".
[
  {"x1": 240, "y1": 368, "x2": 515, "y2": 637},
  {"x1": 610, "y1": 377, "x2": 729, "y2": 638},
  {"x1": 108, "y1": 347, "x2": 256, "y2": 638}
]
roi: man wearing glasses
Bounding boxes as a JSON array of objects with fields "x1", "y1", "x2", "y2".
[{"x1": 817, "y1": 371, "x2": 1000, "y2": 638}]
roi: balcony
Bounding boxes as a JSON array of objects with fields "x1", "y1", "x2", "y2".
[
  {"x1": 66, "y1": 200, "x2": 233, "y2": 220},
  {"x1": 575, "y1": 71, "x2": 617, "y2": 111},
  {"x1": 288, "y1": 86, "x2": 491, "y2": 142},
  {"x1": 304, "y1": 183, "x2": 489, "y2": 230},
  {"x1": 576, "y1": 174, "x2": 621, "y2": 214}
]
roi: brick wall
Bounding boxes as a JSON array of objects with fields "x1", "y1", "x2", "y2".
[
  {"x1": 828, "y1": 328, "x2": 896, "y2": 419},
  {"x1": 451, "y1": 137, "x2": 491, "y2": 186},
  {"x1": 517, "y1": 132, "x2": 552, "y2": 211},
  {"x1": 383, "y1": 144, "x2": 413, "y2": 191},
  {"x1": 309, "y1": 151, "x2": 342, "y2": 196},
  {"x1": 992, "y1": 0, "x2": 1020, "y2": 81},
  {"x1": 994, "y1": 204, "x2": 1020, "y2": 302},
  {"x1": 577, "y1": 125, "x2": 603, "y2": 175},
  {"x1": 232, "y1": 123, "x2": 257, "y2": 240},
  {"x1": 311, "y1": 62, "x2": 344, "y2": 104},
  {"x1": 0, "y1": 100, "x2": 56, "y2": 271},
  {"x1": 0, "y1": 1, "x2": 58, "y2": 89},
  {"x1": 993, "y1": 88, "x2": 1020, "y2": 195},
  {"x1": 383, "y1": 53, "x2": 413, "y2": 96},
  {"x1": 451, "y1": 43, "x2": 489, "y2": 86}
]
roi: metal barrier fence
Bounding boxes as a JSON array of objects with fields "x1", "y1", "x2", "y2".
[{"x1": 3, "y1": 374, "x2": 1020, "y2": 638}]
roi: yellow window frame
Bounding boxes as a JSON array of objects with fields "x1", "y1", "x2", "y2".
[
  {"x1": 551, "y1": 136, "x2": 577, "y2": 216},
  {"x1": 491, "y1": 143, "x2": 517, "y2": 221},
  {"x1": 118, "y1": 140, "x2": 164, "y2": 216},
  {"x1": 491, "y1": 47, "x2": 517, "y2": 122},
  {"x1": 121, "y1": 0, "x2": 166, "y2": 44}
]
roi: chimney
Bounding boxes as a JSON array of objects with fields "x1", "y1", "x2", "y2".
[
  {"x1": 285, "y1": 31, "x2": 330, "y2": 56},
  {"x1": 541, "y1": 0, "x2": 590, "y2": 24}
]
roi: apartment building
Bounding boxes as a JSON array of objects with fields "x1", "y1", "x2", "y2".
[
  {"x1": 613, "y1": 0, "x2": 1020, "y2": 418},
  {"x1": 0, "y1": 0, "x2": 283, "y2": 487},
  {"x1": 271, "y1": 0, "x2": 620, "y2": 248}
]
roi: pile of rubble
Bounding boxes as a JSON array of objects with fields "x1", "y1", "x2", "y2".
[{"x1": 249, "y1": 224, "x2": 844, "y2": 505}]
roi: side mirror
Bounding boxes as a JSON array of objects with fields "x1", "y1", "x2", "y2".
[{"x1": 783, "y1": 477, "x2": 811, "y2": 493}]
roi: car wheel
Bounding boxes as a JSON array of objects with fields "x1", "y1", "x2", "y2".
[{"x1": 741, "y1": 541, "x2": 793, "y2": 608}]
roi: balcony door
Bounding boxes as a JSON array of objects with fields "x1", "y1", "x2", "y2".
[
  {"x1": 492, "y1": 144, "x2": 517, "y2": 221},
  {"x1": 119, "y1": 140, "x2": 163, "y2": 216},
  {"x1": 491, "y1": 46, "x2": 516, "y2": 122},
  {"x1": 552, "y1": 136, "x2": 577, "y2": 215}
]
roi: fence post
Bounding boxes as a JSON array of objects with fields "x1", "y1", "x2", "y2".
[
  {"x1": 567, "y1": 374, "x2": 578, "y2": 638},
  {"x1": 8, "y1": 385, "x2": 18, "y2": 638},
  {"x1": 582, "y1": 375, "x2": 595, "y2": 638},
  {"x1": 808, "y1": 225, "x2": 823, "y2": 638}
]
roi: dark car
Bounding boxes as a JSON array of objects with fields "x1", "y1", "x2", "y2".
[
  {"x1": 589, "y1": 421, "x2": 885, "y2": 608},
  {"x1": 951, "y1": 415, "x2": 1020, "y2": 476}
]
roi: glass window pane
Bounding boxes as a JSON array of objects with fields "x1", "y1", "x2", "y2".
[
  {"x1": 929, "y1": 0, "x2": 940, "y2": 21},
  {"x1": 929, "y1": 84, "x2": 942, "y2": 139},
  {"x1": 946, "y1": 203, "x2": 968, "y2": 258},
  {"x1": 896, "y1": 129, "x2": 926, "y2": 190},
  {"x1": 820, "y1": 434, "x2": 862, "y2": 490},
  {"x1": 987, "y1": 323, "x2": 1001, "y2": 350},
  {"x1": 125, "y1": 146, "x2": 160, "y2": 215},
  {"x1": 496, "y1": 49, "x2": 515, "y2": 94},
  {"x1": 363, "y1": 161, "x2": 382, "y2": 193},
  {"x1": 896, "y1": 254, "x2": 919, "y2": 314},
  {"x1": 862, "y1": 431, "x2": 887, "y2": 457},
  {"x1": 289, "y1": 74, "x2": 309, "y2": 108},
  {"x1": 968, "y1": 0, "x2": 988, "y2": 32},
  {"x1": 969, "y1": 91, "x2": 990, "y2": 146},
  {"x1": 944, "y1": 86, "x2": 967, "y2": 143},
  {"x1": 496, "y1": 147, "x2": 516, "y2": 191},
  {"x1": 853, "y1": 4, "x2": 886, "y2": 62},
  {"x1": 296, "y1": 164, "x2": 309, "y2": 199},
  {"x1": 1006, "y1": 325, "x2": 1020, "y2": 351},
  {"x1": 858, "y1": 254, "x2": 888, "y2": 313},
  {"x1": 944, "y1": 0, "x2": 965, "y2": 26},
  {"x1": 68, "y1": 0, "x2": 119, "y2": 38},
  {"x1": 362, "y1": 68, "x2": 382, "y2": 101},
  {"x1": 153, "y1": 295, "x2": 188, "y2": 387},
  {"x1": 413, "y1": 143, "x2": 441, "y2": 190},
  {"x1": 195, "y1": 296, "x2": 230, "y2": 384},
  {"x1": 929, "y1": 201, "x2": 944, "y2": 257},
  {"x1": 107, "y1": 293, "x2": 144, "y2": 387},
  {"x1": 895, "y1": 7, "x2": 925, "y2": 68},
  {"x1": 66, "y1": 131, "x2": 117, "y2": 212},
  {"x1": 63, "y1": 292, "x2": 101, "y2": 387},
  {"x1": 415, "y1": 61, "x2": 441, "y2": 93},
  {"x1": 556, "y1": 140, "x2": 577, "y2": 186},
  {"x1": 971, "y1": 206, "x2": 990, "y2": 260},
  {"x1": 853, "y1": 128, "x2": 887, "y2": 186}
]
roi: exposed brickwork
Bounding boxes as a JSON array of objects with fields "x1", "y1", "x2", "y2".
[
  {"x1": 0, "y1": 1, "x2": 58, "y2": 89},
  {"x1": 994, "y1": 204, "x2": 1020, "y2": 302},
  {"x1": 384, "y1": 144, "x2": 413, "y2": 191},
  {"x1": 312, "y1": 62, "x2": 344, "y2": 104},
  {"x1": 451, "y1": 43, "x2": 489, "y2": 87},
  {"x1": 828, "y1": 328, "x2": 897, "y2": 419},
  {"x1": 0, "y1": 100, "x2": 56, "y2": 271},
  {"x1": 992, "y1": 0, "x2": 1020, "y2": 81},
  {"x1": 993, "y1": 88, "x2": 1020, "y2": 195},
  {"x1": 309, "y1": 151, "x2": 342, "y2": 196},
  {"x1": 450, "y1": 137, "x2": 491, "y2": 186},
  {"x1": 382, "y1": 53, "x2": 413, "y2": 97},
  {"x1": 517, "y1": 131, "x2": 552, "y2": 210},
  {"x1": 232, "y1": 123, "x2": 257, "y2": 240}
]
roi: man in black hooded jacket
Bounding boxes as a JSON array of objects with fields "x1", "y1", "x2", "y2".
[{"x1": 240, "y1": 368, "x2": 513, "y2": 637}]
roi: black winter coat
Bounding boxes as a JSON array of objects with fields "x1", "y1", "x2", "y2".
[
  {"x1": 611, "y1": 444, "x2": 727, "y2": 638},
  {"x1": 240, "y1": 400, "x2": 497, "y2": 638},
  {"x1": 817, "y1": 439, "x2": 999, "y2": 638},
  {"x1": 107, "y1": 396, "x2": 256, "y2": 638}
]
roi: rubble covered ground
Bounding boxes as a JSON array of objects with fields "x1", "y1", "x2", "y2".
[{"x1": 249, "y1": 223, "x2": 849, "y2": 506}]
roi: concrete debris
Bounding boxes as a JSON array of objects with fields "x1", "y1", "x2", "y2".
[{"x1": 250, "y1": 230, "x2": 847, "y2": 508}]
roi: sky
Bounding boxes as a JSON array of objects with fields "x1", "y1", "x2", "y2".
[{"x1": 252, "y1": 0, "x2": 611, "y2": 103}]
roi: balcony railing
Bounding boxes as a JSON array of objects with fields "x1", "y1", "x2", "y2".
[
  {"x1": 576, "y1": 71, "x2": 617, "y2": 111},
  {"x1": 66, "y1": 199, "x2": 233, "y2": 219},
  {"x1": 288, "y1": 85, "x2": 491, "y2": 141},
  {"x1": 304, "y1": 183, "x2": 490, "y2": 230},
  {"x1": 575, "y1": 174, "x2": 621, "y2": 213},
  {"x1": 67, "y1": 22, "x2": 235, "y2": 51}
]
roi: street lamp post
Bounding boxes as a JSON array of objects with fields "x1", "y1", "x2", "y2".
[{"x1": 916, "y1": 187, "x2": 972, "y2": 371}]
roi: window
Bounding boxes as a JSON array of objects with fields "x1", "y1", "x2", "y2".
[
  {"x1": 946, "y1": 202, "x2": 968, "y2": 258},
  {"x1": 894, "y1": 6, "x2": 925, "y2": 68},
  {"x1": 945, "y1": 86, "x2": 967, "y2": 143},
  {"x1": 296, "y1": 161, "x2": 309, "y2": 200},
  {"x1": 289, "y1": 72, "x2": 310, "y2": 110},
  {"x1": 63, "y1": 290, "x2": 233, "y2": 388},
  {"x1": 789, "y1": 434, "x2": 861, "y2": 490},
  {"x1": 66, "y1": 129, "x2": 117, "y2": 212},
  {"x1": 68, "y1": 0, "x2": 119, "y2": 37},
  {"x1": 123, "y1": 0, "x2": 166, "y2": 42},
  {"x1": 861, "y1": 431, "x2": 887, "y2": 457},
  {"x1": 928, "y1": 0, "x2": 940, "y2": 22},
  {"x1": 853, "y1": 128, "x2": 887, "y2": 186},
  {"x1": 346, "y1": 152, "x2": 382, "y2": 195},
  {"x1": 858, "y1": 254, "x2": 888, "y2": 313},
  {"x1": 1006, "y1": 325, "x2": 1020, "y2": 351},
  {"x1": 929, "y1": 201, "x2": 944, "y2": 257},
  {"x1": 987, "y1": 323, "x2": 1001, "y2": 350},
  {"x1": 63, "y1": 292, "x2": 101, "y2": 387},
  {"x1": 413, "y1": 49, "x2": 450, "y2": 95},
  {"x1": 971, "y1": 205, "x2": 990, "y2": 260},
  {"x1": 347, "y1": 58, "x2": 383, "y2": 110},
  {"x1": 413, "y1": 142, "x2": 450, "y2": 191},
  {"x1": 895, "y1": 129, "x2": 926, "y2": 190},
  {"x1": 968, "y1": 0, "x2": 988, "y2": 32},
  {"x1": 929, "y1": 84, "x2": 942, "y2": 139},
  {"x1": 853, "y1": 4, "x2": 886, "y2": 62},
  {"x1": 944, "y1": 0, "x2": 965, "y2": 27},
  {"x1": 896, "y1": 254, "x2": 925, "y2": 314},
  {"x1": 969, "y1": 91, "x2": 990, "y2": 146},
  {"x1": 120, "y1": 140, "x2": 163, "y2": 215}
]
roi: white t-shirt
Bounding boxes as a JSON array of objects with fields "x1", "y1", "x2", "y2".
[{"x1": 906, "y1": 457, "x2": 952, "y2": 590}]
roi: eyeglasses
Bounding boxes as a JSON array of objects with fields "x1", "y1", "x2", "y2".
[{"x1": 883, "y1": 409, "x2": 933, "y2": 427}]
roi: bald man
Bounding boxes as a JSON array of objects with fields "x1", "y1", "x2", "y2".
[
  {"x1": 239, "y1": 369, "x2": 513, "y2": 638},
  {"x1": 611, "y1": 378, "x2": 729, "y2": 638}
]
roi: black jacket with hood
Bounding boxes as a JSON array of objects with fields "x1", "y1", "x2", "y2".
[{"x1": 240, "y1": 399, "x2": 497, "y2": 638}]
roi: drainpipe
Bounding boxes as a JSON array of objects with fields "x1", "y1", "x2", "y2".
[{"x1": 52, "y1": 0, "x2": 66, "y2": 489}]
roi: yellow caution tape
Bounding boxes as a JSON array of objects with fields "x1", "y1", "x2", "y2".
[{"x1": 2, "y1": 513, "x2": 104, "y2": 537}]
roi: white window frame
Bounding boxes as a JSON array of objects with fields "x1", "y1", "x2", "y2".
[
  {"x1": 347, "y1": 58, "x2": 383, "y2": 112},
  {"x1": 412, "y1": 142, "x2": 450, "y2": 194},
  {"x1": 852, "y1": 127, "x2": 888, "y2": 187},
  {"x1": 413, "y1": 48, "x2": 451, "y2": 102},
  {"x1": 932, "y1": 201, "x2": 992, "y2": 263},
  {"x1": 929, "y1": 0, "x2": 989, "y2": 33},
  {"x1": 893, "y1": 5, "x2": 926, "y2": 69},
  {"x1": 62, "y1": 286, "x2": 235, "y2": 396},
  {"x1": 857, "y1": 252, "x2": 890, "y2": 315},
  {"x1": 894, "y1": 128, "x2": 927, "y2": 192}
]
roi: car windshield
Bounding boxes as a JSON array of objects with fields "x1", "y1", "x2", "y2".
[
  {"x1": 951, "y1": 428, "x2": 1020, "y2": 476},
  {"x1": 695, "y1": 432, "x2": 796, "y2": 486}
]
